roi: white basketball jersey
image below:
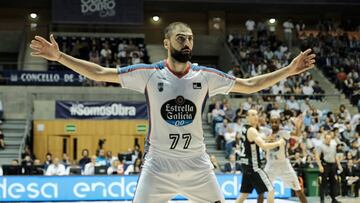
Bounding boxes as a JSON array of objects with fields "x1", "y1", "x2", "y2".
[
  {"x1": 264, "y1": 128, "x2": 291, "y2": 161},
  {"x1": 118, "y1": 60, "x2": 235, "y2": 159}
]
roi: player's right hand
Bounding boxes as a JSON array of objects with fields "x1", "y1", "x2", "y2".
[
  {"x1": 30, "y1": 34, "x2": 61, "y2": 61},
  {"x1": 279, "y1": 138, "x2": 285, "y2": 146},
  {"x1": 319, "y1": 165, "x2": 324, "y2": 173}
]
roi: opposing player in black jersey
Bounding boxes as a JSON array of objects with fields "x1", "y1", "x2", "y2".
[{"x1": 236, "y1": 109, "x2": 285, "y2": 203}]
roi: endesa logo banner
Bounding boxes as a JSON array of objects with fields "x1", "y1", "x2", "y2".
[{"x1": 0, "y1": 175, "x2": 291, "y2": 202}]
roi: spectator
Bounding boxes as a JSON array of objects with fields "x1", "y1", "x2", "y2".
[
  {"x1": 96, "y1": 149, "x2": 108, "y2": 166},
  {"x1": 21, "y1": 155, "x2": 33, "y2": 167},
  {"x1": 215, "y1": 119, "x2": 229, "y2": 150},
  {"x1": 107, "y1": 158, "x2": 124, "y2": 175},
  {"x1": 31, "y1": 159, "x2": 45, "y2": 175},
  {"x1": 84, "y1": 155, "x2": 97, "y2": 175},
  {"x1": 223, "y1": 103, "x2": 236, "y2": 122},
  {"x1": 283, "y1": 19, "x2": 294, "y2": 48},
  {"x1": 0, "y1": 129, "x2": 4, "y2": 149},
  {"x1": 286, "y1": 96, "x2": 299, "y2": 111},
  {"x1": 224, "y1": 127, "x2": 236, "y2": 158},
  {"x1": 78, "y1": 149, "x2": 91, "y2": 170},
  {"x1": 301, "y1": 81, "x2": 314, "y2": 98},
  {"x1": 132, "y1": 144, "x2": 143, "y2": 162},
  {"x1": 45, "y1": 158, "x2": 66, "y2": 176},
  {"x1": 245, "y1": 19, "x2": 255, "y2": 35},
  {"x1": 344, "y1": 159, "x2": 360, "y2": 197},
  {"x1": 44, "y1": 152, "x2": 53, "y2": 170},
  {"x1": 124, "y1": 158, "x2": 142, "y2": 175},
  {"x1": 223, "y1": 154, "x2": 241, "y2": 174},
  {"x1": 0, "y1": 165, "x2": 2, "y2": 176},
  {"x1": 61, "y1": 153, "x2": 71, "y2": 168}
]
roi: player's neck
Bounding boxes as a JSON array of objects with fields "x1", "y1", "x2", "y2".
[{"x1": 166, "y1": 58, "x2": 188, "y2": 73}]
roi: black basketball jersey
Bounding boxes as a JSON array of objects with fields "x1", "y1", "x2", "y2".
[{"x1": 239, "y1": 124, "x2": 261, "y2": 170}]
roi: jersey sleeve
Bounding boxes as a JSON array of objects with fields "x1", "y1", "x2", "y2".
[
  {"x1": 117, "y1": 64, "x2": 158, "y2": 93},
  {"x1": 200, "y1": 66, "x2": 236, "y2": 97}
]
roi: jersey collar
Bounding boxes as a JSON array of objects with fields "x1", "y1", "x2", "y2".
[{"x1": 164, "y1": 60, "x2": 191, "y2": 79}]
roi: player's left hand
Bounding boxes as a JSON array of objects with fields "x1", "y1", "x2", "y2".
[{"x1": 288, "y1": 49, "x2": 316, "y2": 76}]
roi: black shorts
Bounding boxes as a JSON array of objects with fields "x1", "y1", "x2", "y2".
[{"x1": 240, "y1": 166, "x2": 273, "y2": 194}]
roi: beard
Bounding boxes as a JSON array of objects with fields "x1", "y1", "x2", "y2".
[
  {"x1": 170, "y1": 44, "x2": 192, "y2": 63},
  {"x1": 272, "y1": 125, "x2": 280, "y2": 133}
]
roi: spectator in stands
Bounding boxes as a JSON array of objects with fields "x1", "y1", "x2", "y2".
[
  {"x1": 107, "y1": 158, "x2": 124, "y2": 175},
  {"x1": 124, "y1": 158, "x2": 142, "y2": 175},
  {"x1": 245, "y1": 19, "x2": 255, "y2": 35},
  {"x1": 84, "y1": 155, "x2": 97, "y2": 175},
  {"x1": 61, "y1": 153, "x2": 71, "y2": 168},
  {"x1": 223, "y1": 103, "x2": 236, "y2": 122},
  {"x1": 223, "y1": 154, "x2": 241, "y2": 174},
  {"x1": 44, "y1": 152, "x2": 53, "y2": 170},
  {"x1": 338, "y1": 104, "x2": 351, "y2": 122},
  {"x1": 301, "y1": 81, "x2": 314, "y2": 98},
  {"x1": 211, "y1": 101, "x2": 225, "y2": 134},
  {"x1": 96, "y1": 149, "x2": 108, "y2": 166},
  {"x1": 283, "y1": 19, "x2": 294, "y2": 48},
  {"x1": 22, "y1": 145, "x2": 36, "y2": 160},
  {"x1": 0, "y1": 165, "x2": 2, "y2": 176},
  {"x1": 0, "y1": 129, "x2": 4, "y2": 149},
  {"x1": 286, "y1": 95, "x2": 300, "y2": 111},
  {"x1": 224, "y1": 127, "x2": 236, "y2": 158},
  {"x1": 21, "y1": 155, "x2": 33, "y2": 167},
  {"x1": 132, "y1": 144, "x2": 142, "y2": 161},
  {"x1": 215, "y1": 119, "x2": 229, "y2": 150},
  {"x1": 106, "y1": 150, "x2": 114, "y2": 163},
  {"x1": 210, "y1": 154, "x2": 222, "y2": 173},
  {"x1": 31, "y1": 159, "x2": 45, "y2": 175},
  {"x1": 100, "y1": 43, "x2": 112, "y2": 65},
  {"x1": 45, "y1": 157, "x2": 66, "y2": 176},
  {"x1": 78, "y1": 149, "x2": 91, "y2": 170},
  {"x1": 89, "y1": 46, "x2": 100, "y2": 64},
  {"x1": 343, "y1": 159, "x2": 360, "y2": 197}
]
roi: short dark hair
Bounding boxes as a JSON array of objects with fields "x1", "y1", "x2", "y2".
[{"x1": 164, "y1": 22, "x2": 191, "y2": 39}]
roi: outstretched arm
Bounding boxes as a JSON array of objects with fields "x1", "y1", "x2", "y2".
[
  {"x1": 231, "y1": 49, "x2": 315, "y2": 94},
  {"x1": 248, "y1": 127, "x2": 285, "y2": 150},
  {"x1": 30, "y1": 34, "x2": 119, "y2": 83}
]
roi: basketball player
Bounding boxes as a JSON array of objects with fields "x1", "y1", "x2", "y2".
[
  {"x1": 30, "y1": 22, "x2": 315, "y2": 203},
  {"x1": 236, "y1": 109, "x2": 285, "y2": 203},
  {"x1": 260, "y1": 113, "x2": 308, "y2": 203}
]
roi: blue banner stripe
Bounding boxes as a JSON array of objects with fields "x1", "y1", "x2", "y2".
[{"x1": 0, "y1": 175, "x2": 291, "y2": 202}]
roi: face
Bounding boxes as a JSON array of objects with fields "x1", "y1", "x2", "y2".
[
  {"x1": 229, "y1": 154, "x2": 235, "y2": 162},
  {"x1": 165, "y1": 25, "x2": 193, "y2": 63},
  {"x1": 82, "y1": 149, "x2": 89, "y2": 157},
  {"x1": 247, "y1": 109, "x2": 259, "y2": 126},
  {"x1": 53, "y1": 158, "x2": 60, "y2": 165},
  {"x1": 99, "y1": 149, "x2": 105, "y2": 157},
  {"x1": 270, "y1": 118, "x2": 280, "y2": 132},
  {"x1": 324, "y1": 134, "x2": 332, "y2": 145}
]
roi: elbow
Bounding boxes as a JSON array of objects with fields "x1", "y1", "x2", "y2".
[{"x1": 241, "y1": 79, "x2": 260, "y2": 94}]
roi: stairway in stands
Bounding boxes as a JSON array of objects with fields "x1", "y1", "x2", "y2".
[
  {"x1": 0, "y1": 119, "x2": 27, "y2": 165},
  {"x1": 203, "y1": 120, "x2": 228, "y2": 167}
]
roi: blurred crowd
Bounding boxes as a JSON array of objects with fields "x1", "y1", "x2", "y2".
[
  {"x1": 49, "y1": 35, "x2": 150, "y2": 86},
  {"x1": 298, "y1": 27, "x2": 360, "y2": 111},
  {"x1": 0, "y1": 144, "x2": 143, "y2": 176},
  {"x1": 208, "y1": 96, "x2": 360, "y2": 196}
]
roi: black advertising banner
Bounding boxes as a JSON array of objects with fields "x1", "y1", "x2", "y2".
[
  {"x1": 3, "y1": 71, "x2": 86, "y2": 86},
  {"x1": 56, "y1": 101, "x2": 148, "y2": 119},
  {"x1": 52, "y1": 0, "x2": 143, "y2": 25}
]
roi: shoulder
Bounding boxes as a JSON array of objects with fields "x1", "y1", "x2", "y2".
[
  {"x1": 117, "y1": 61, "x2": 165, "y2": 74},
  {"x1": 191, "y1": 64, "x2": 235, "y2": 80}
]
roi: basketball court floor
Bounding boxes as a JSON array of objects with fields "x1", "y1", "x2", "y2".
[{"x1": 51, "y1": 197, "x2": 359, "y2": 203}]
